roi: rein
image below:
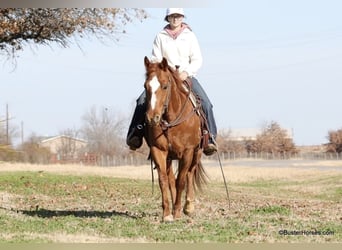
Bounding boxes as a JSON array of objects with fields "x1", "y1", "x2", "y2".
[{"x1": 160, "y1": 75, "x2": 198, "y2": 130}]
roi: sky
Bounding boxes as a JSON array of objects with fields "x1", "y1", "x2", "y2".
[{"x1": 1, "y1": 1, "x2": 342, "y2": 146}]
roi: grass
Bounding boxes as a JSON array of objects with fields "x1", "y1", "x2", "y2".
[
  {"x1": 0, "y1": 169, "x2": 341, "y2": 243},
  {"x1": 251, "y1": 205, "x2": 291, "y2": 215}
]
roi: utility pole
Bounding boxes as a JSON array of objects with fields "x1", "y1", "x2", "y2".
[
  {"x1": 6, "y1": 103, "x2": 9, "y2": 145},
  {"x1": 1, "y1": 103, "x2": 14, "y2": 146},
  {"x1": 21, "y1": 121, "x2": 24, "y2": 145}
]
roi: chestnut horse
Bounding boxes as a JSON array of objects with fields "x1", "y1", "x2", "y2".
[{"x1": 143, "y1": 56, "x2": 207, "y2": 222}]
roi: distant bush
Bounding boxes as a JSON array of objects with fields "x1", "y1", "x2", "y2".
[
  {"x1": 326, "y1": 128, "x2": 342, "y2": 153},
  {"x1": 0, "y1": 144, "x2": 21, "y2": 162}
]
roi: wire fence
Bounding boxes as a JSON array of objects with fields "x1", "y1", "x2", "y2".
[
  {"x1": 215, "y1": 151, "x2": 342, "y2": 161},
  {"x1": 82, "y1": 151, "x2": 342, "y2": 167}
]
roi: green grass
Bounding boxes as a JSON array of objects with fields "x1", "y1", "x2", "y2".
[
  {"x1": 251, "y1": 205, "x2": 291, "y2": 215},
  {"x1": 0, "y1": 171, "x2": 341, "y2": 243}
]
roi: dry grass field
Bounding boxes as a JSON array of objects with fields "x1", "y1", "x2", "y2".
[
  {"x1": 0, "y1": 160, "x2": 341, "y2": 243},
  {"x1": 1, "y1": 159, "x2": 341, "y2": 182}
]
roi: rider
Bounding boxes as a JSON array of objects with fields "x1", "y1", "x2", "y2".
[{"x1": 127, "y1": 8, "x2": 218, "y2": 156}]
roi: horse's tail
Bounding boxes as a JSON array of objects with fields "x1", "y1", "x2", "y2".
[{"x1": 193, "y1": 160, "x2": 208, "y2": 192}]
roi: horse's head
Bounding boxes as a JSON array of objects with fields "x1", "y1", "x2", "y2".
[{"x1": 144, "y1": 56, "x2": 173, "y2": 126}]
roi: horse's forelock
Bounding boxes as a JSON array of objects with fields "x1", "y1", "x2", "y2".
[{"x1": 145, "y1": 62, "x2": 185, "y2": 94}]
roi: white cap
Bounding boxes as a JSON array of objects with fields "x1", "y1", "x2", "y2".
[{"x1": 165, "y1": 8, "x2": 185, "y2": 21}]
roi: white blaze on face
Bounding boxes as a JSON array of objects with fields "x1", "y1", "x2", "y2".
[{"x1": 149, "y1": 76, "x2": 160, "y2": 110}]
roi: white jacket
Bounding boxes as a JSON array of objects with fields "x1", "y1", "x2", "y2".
[{"x1": 151, "y1": 27, "x2": 203, "y2": 77}]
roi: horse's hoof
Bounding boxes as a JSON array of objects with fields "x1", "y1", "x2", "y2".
[
  {"x1": 183, "y1": 200, "x2": 195, "y2": 216},
  {"x1": 163, "y1": 215, "x2": 174, "y2": 223}
]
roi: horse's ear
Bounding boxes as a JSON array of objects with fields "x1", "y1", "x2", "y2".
[
  {"x1": 144, "y1": 56, "x2": 150, "y2": 68},
  {"x1": 160, "y1": 57, "x2": 168, "y2": 70}
]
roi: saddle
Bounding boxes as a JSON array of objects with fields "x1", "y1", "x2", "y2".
[{"x1": 182, "y1": 78, "x2": 210, "y2": 151}]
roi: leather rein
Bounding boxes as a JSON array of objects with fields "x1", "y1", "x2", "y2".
[{"x1": 159, "y1": 75, "x2": 199, "y2": 131}]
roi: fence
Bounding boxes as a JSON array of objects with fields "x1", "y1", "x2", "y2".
[
  {"x1": 215, "y1": 151, "x2": 342, "y2": 161},
  {"x1": 79, "y1": 151, "x2": 342, "y2": 167},
  {"x1": 89, "y1": 154, "x2": 149, "y2": 167},
  {"x1": 9, "y1": 150, "x2": 341, "y2": 167}
]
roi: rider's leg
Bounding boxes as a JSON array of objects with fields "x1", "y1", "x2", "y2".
[
  {"x1": 190, "y1": 77, "x2": 218, "y2": 155},
  {"x1": 126, "y1": 91, "x2": 146, "y2": 150}
]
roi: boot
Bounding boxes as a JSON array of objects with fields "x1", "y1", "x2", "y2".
[
  {"x1": 126, "y1": 124, "x2": 144, "y2": 150},
  {"x1": 202, "y1": 130, "x2": 217, "y2": 156},
  {"x1": 203, "y1": 138, "x2": 217, "y2": 156}
]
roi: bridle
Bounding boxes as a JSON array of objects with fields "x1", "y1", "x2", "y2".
[{"x1": 158, "y1": 73, "x2": 199, "y2": 131}]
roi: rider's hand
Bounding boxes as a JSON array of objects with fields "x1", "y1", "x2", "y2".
[{"x1": 179, "y1": 71, "x2": 188, "y2": 81}]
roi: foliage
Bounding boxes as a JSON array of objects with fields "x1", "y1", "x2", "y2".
[
  {"x1": 216, "y1": 129, "x2": 246, "y2": 154},
  {"x1": 18, "y1": 134, "x2": 51, "y2": 164},
  {"x1": 216, "y1": 121, "x2": 297, "y2": 156},
  {"x1": 0, "y1": 144, "x2": 20, "y2": 161},
  {"x1": 249, "y1": 121, "x2": 297, "y2": 155},
  {"x1": 0, "y1": 8, "x2": 147, "y2": 58},
  {"x1": 326, "y1": 128, "x2": 342, "y2": 153}
]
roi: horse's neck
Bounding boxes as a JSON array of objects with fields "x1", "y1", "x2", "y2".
[{"x1": 167, "y1": 79, "x2": 188, "y2": 118}]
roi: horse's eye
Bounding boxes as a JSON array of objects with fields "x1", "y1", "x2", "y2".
[{"x1": 162, "y1": 84, "x2": 168, "y2": 90}]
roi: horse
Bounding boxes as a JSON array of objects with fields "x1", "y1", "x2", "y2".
[{"x1": 143, "y1": 56, "x2": 207, "y2": 222}]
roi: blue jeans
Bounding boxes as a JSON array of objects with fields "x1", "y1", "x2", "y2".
[
  {"x1": 126, "y1": 77, "x2": 217, "y2": 143},
  {"x1": 190, "y1": 77, "x2": 217, "y2": 138}
]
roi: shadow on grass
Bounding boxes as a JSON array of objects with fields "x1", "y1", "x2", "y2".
[{"x1": 18, "y1": 208, "x2": 140, "y2": 219}]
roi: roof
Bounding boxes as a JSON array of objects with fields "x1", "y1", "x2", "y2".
[
  {"x1": 40, "y1": 135, "x2": 87, "y2": 144},
  {"x1": 229, "y1": 128, "x2": 260, "y2": 141}
]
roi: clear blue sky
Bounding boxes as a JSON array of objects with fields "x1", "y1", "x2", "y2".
[{"x1": 1, "y1": 2, "x2": 342, "y2": 145}]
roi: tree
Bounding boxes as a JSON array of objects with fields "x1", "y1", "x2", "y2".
[
  {"x1": 216, "y1": 128, "x2": 246, "y2": 154},
  {"x1": 57, "y1": 128, "x2": 86, "y2": 162},
  {"x1": 80, "y1": 105, "x2": 126, "y2": 156},
  {"x1": 0, "y1": 8, "x2": 147, "y2": 58},
  {"x1": 0, "y1": 119, "x2": 19, "y2": 146},
  {"x1": 19, "y1": 133, "x2": 51, "y2": 164},
  {"x1": 326, "y1": 128, "x2": 342, "y2": 153},
  {"x1": 250, "y1": 121, "x2": 297, "y2": 156}
]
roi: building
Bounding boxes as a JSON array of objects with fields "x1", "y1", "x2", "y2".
[
  {"x1": 39, "y1": 135, "x2": 87, "y2": 163},
  {"x1": 223, "y1": 128, "x2": 294, "y2": 141}
]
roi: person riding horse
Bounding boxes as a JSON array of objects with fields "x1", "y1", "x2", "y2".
[
  {"x1": 127, "y1": 8, "x2": 218, "y2": 156},
  {"x1": 143, "y1": 56, "x2": 208, "y2": 222}
]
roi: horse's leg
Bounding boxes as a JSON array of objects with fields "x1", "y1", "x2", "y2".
[
  {"x1": 183, "y1": 164, "x2": 196, "y2": 216},
  {"x1": 152, "y1": 148, "x2": 173, "y2": 222},
  {"x1": 184, "y1": 151, "x2": 204, "y2": 216},
  {"x1": 173, "y1": 150, "x2": 193, "y2": 219},
  {"x1": 167, "y1": 159, "x2": 176, "y2": 206}
]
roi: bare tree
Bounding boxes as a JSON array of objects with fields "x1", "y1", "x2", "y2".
[
  {"x1": 0, "y1": 119, "x2": 19, "y2": 146},
  {"x1": 0, "y1": 8, "x2": 147, "y2": 58},
  {"x1": 216, "y1": 128, "x2": 246, "y2": 154},
  {"x1": 326, "y1": 128, "x2": 342, "y2": 153},
  {"x1": 250, "y1": 121, "x2": 297, "y2": 156},
  {"x1": 80, "y1": 105, "x2": 126, "y2": 156},
  {"x1": 57, "y1": 128, "x2": 86, "y2": 162},
  {"x1": 19, "y1": 133, "x2": 51, "y2": 164}
]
